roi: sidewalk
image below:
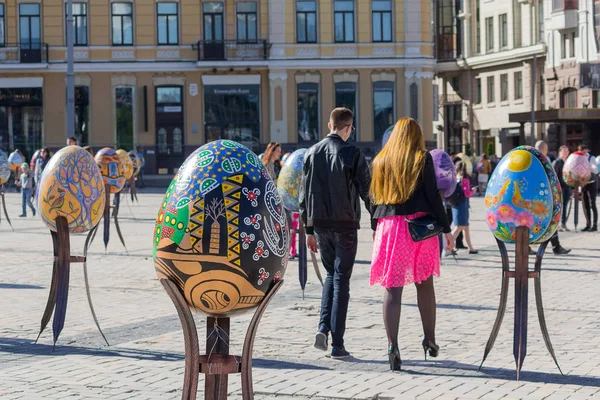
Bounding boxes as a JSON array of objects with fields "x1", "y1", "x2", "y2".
[{"x1": 0, "y1": 192, "x2": 599, "y2": 399}]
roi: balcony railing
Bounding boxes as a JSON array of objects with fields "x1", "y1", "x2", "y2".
[
  {"x1": 195, "y1": 40, "x2": 269, "y2": 61},
  {"x1": 552, "y1": 0, "x2": 578, "y2": 11},
  {"x1": 0, "y1": 43, "x2": 49, "y2": 64}
]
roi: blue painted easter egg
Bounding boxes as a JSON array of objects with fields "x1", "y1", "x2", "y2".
[
  {"x1": 484, "y1": 146, "x2": 562, "y2": 244},
  {"x1": 277, "y1": 149, "x2": 307, "y2": 212},
  {"x1": 153, "y1": 140, "x2": 290, "y2": 317}
]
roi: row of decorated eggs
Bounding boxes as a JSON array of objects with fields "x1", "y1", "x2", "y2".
[{"x1": 0, "y1": 150, "x2": 10, "y2": 185}]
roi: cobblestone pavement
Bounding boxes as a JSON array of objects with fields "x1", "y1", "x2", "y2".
[{"x1": 1, "y1": 190, "x2": 599, "y2": 400}]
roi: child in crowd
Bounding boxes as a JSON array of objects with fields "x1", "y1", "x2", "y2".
[{"x1": 16, "y1": 163, "x2": 36, "y2": 217}]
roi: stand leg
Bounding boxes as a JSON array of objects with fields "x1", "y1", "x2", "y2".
[
  {"x1": 52, "y1": 216, "x2": 71, "y2": 347},
  {"x1": 241, "y1": 280, "x2": 284, "y2": 400},
  {"x1": 534, "y1": 241, "x2": 563, "y2": 375},
  {"x1": 112, "y1": 198, "x2": 128, "y2": 253},
  {"x1": 574, "y1": 188, "x2": 580, "y2": 232},
  {"x1": 298, "y1": 225, "x2": 307, "y2": 298},
  {"x1": 479, "y1": 240, "x2": 510, "y2": 370},
  {"x1": 205, "y1": 317, "x2": 229, "y2": 400},
  {"x1": 514, "y1": 226, "x2": 529, "y2": 380},
  {"x1": 1, "y1": 192, "x2": 14, "y2": 230},
  {"x1": 36, "y1": 229, "x2": 60, "y2": 343},
  {"x1": 310, "y1": 251, "x2": 324, "y2": 286},
  {"x1": 160, "y1": 279, "x2": 200, "y2": 400},
  {"x1": 82, "y1": 225, "x2": 109, "y2": 346},
  {"x1": 103, "y1": 184, "x2": 110, "y2": 251}
]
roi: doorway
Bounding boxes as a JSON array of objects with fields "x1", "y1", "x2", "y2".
[{"x1": 155, "y1": 86, "x2": 184, "y2": 174}]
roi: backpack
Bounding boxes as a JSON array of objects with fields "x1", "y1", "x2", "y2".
[{"x1": 447, "y1": 180, "x2": 465, "y2": 207}]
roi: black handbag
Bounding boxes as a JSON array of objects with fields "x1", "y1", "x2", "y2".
[{"x1": 406, "y1": 215, "x2": 443, "y2": 242}]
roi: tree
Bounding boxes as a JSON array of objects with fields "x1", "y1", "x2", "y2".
[{"x1": 206, "y1": 197, "x2": 225, "y2": 254}]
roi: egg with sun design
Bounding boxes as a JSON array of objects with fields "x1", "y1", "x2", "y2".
[
  {"x1": 563, "y1": 151, "x2": 592, "y2": 188},
  {"x1": 484, "y1": 146, "x2": 562, "y2": 244},
  {"x1": 153, "y1": 140, "x2": 290, "y2": 317}
]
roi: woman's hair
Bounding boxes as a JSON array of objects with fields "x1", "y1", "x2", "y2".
[
  {"x1": 370, "y1": 118, "x2": 426, "y2": 205},
  {"x1": 456, "y1": 161, "x2": 470, "y2": 179},
  {"x1": 41, "y1": 148, "x2": 49, "y2": 157},
  {"x1": 262, "y1": 142, "x2": 281, "y2": 166}
]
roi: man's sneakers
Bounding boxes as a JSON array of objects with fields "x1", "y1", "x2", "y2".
[
  {"x1": 313, "y1": 326, "x2": 328, "y2": 351},
  {"x1": 330, "y1": 347, "x2": 351, "y2": 360},
  {"x1": 553, "y1": 246, "x2": 571, "y2": 255}
]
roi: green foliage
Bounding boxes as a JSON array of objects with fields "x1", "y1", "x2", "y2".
[
  {"x1": 486, "y1": 142, "x2": 495, "y2": 156},
  {"x1": 464, "y1": 143, "x2": 473, "y2": 157}
]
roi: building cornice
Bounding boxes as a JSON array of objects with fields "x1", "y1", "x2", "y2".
[{"x1": 436, "y1": 43, "x2": 547, "y2": 72}]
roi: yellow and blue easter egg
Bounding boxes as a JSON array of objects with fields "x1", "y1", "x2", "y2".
[
  {"x1": 0, "y1": 150, "x2": 10, "y2": 185},
  {"x1": 277, "y1": 149, "x2": 307, "y2": 212},
  {"x1": 37, "y1": 146, "x2": 106, "y2": 233},
  {"x1": 153, "y1": 140, "x2": 290, "y2": 317},
  {"x1": 484, "y1": 146, "x2": 562, "y2": 244},
  {"x1": 116, "y1": 149, "x2": 134, "y2": 180},
  {"x1": 95, "y1": 147, "x2": 127, "y2": 193}
]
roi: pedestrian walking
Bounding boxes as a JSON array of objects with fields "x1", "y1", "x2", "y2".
[
  {"x1": 16, "y1": 163, "x2": 36, "y2": 217},
  {"x1": 34, "y1": 148, "x2": 50, "y2": 186},
  {"x1": 553, "y1": 145, "x2": 571, "y2": 231},
  {"x1": 369, "y1": 118, "x2": 453, "y2": 371},
  {"x1": 299, "y1": 107, "x2": 372, "y2": 360},
  {"x1": 262, "y1": 142, "x2": 282, "y2": 182},
  {"x1": 579, "y1": 145, "x2": 598, "y2": 232},
  {"x1": 451, "y1": 162, "x2": 478, "y2": 254},
  {"x1": 535, "y1": 141, "x2": 571, "y2": 255}
]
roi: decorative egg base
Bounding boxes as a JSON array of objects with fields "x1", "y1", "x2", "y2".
[
  {"x1": 0, "y1": 188, "x2": 13, "y2": 230},
  {"x1": 479, "y1": 226, "x2": 563, "y2": 380},
  {"x1": 87, "y1": 184, "x2": 128, "y2": 252},
  {"x1": 36, "y1": 216, "x2": 109, "y2": 347},
  {"x1": 128, "y1": 177, "x2": 139, "y2": 203},
  {"x1": 160, "y1": 278, "x2": 284, "y2": 400}
]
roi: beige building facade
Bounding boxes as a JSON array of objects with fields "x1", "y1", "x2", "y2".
[{"x1": 0, "y1": 0, "x2": 435, "y2": 174}]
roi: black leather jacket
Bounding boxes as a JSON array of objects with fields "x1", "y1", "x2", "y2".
[{"x1": 299, "y1": 134, "x2": 372, "y2": 234}]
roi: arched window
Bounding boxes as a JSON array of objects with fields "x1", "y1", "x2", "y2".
[{"x1": 560, "y1": 87, "x2": 577, "y2": 108}]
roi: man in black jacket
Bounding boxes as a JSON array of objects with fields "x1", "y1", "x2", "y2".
[{"x1": 299, "y1": 107, "x2": 372, "y2": 360}]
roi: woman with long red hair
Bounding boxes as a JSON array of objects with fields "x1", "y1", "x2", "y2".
[
  {"x1": 370, "y1": 118, "x2": 454, "y2": 371},
  {"x1": 262, "y1": 142, "x2": 282, "y2": 182}
]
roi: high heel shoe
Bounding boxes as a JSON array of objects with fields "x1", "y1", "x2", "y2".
[
  {"x1": 388, "y1": 345, "x2": 402, "y2": 371},
  {"x1": 422, "y1": 339, "x2": 439, "y2": 360}
]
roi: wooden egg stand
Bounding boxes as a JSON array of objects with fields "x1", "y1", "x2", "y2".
[
  {"x1": 0, "y1": 184, "x2": 13, "y2": 230},
  {"x1": 160, "y1": 278, "x2": 284, "y2": 400},
  {"x1": 479, "y1": 226, "x2": 563, "y2": 380},
  {"x1": 87, "y1": 183, "x2": 128, "y2": 252},
  {"x1": 36, "y1": 216, "x2": 108, "y2": 347}
]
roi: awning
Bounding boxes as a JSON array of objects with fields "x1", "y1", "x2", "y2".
[
  {"x1": 509, "y1": 109, "x2": 600, "y2": 124},
  {"x1": 0, "y1": 77, "x2": 43, "y2": 88}
]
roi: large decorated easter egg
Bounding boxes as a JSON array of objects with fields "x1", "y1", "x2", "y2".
[
  {"x1": 430, "y1": 149, "x2": 456, "y2": 197},
  {"x1": 455, "y1": 153, "x2": 473, "y2": 175},
  {"x1": 381, "y1": 125, "x2": 395, "y2": 148},
  {"x1": 153, "y1": 140, "x2": 290, "y2": 317},
  {"x1": 277, "y1": 149, "x2": 307, "y2": 211},
  {"x1": 37, "y1": 146, "x2": 106, "y2": 233},
  {"x1": 281, "y1": 152, "x2": 292, "y2": 163},
  {"x1": 116, "y1": 149, "x2": 134, "y2": 180},
  {"x1": 129, "y1": 151, "x2": 142, "y2": 176},
  {"x1": 8, "y1": 150, "x2": 23, "y2": 171},
  {"x1": 95, "y1": 148, "x2": 126, "y2": 193},
  {"x1": 0, "y1": 150, "x2": 10, "y2": 185},
  {"x1": 484, "y1": 146, "x2": 562, "y2": 244},
  {"x1": 563, "y1": 152, "x2": 592, "y2": 187}
]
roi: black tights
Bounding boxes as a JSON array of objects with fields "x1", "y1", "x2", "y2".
[{"x1": 383, "y1": 277, "x2": 436, "y2": 348}]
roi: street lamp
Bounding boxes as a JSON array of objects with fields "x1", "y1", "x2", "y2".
[{"x1": 66, "y1": 0, "x2": 75, "y2": 142}]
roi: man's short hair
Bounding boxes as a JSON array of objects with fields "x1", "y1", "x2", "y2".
[
  {"x1": 578, "y1": 144, "x2": 589, "y2": 151},
  {"x1": 68, "y1": 136, "x2": 77, "y2": 144},
  {"x1": 535, "y1": 140, "x2": 547, "y2": 151},
  {"x1": 329, "y1": 107, "x2": 354, "y2": 131}
]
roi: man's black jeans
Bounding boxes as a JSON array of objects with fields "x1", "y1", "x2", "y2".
[
  {"x1": 314, "y1": 228, "x2": 358, "y2": 349},
  {"x1": 561, "y1": 187, "x2": 571, "y2": 225}
]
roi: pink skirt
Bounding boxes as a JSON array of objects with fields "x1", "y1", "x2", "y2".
[{"x1": 370, "y1": 213, "x2": 440, "y2": 288}]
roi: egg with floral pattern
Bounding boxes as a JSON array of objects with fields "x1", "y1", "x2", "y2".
[
  {"x1": 37, "y1": 146, "x2": 106, "y2": 233},
  {"x1": 95, "y1": 148, "x2": 127, "y2": 193},
  {"x1": 153, "y1": 140, "x2": 290, "y2": 317},
  {"x1": 484, "y1": 146, "x2": 562, "y2": 244},
  {"x1": 563, "y1": 152, "x2": 591, "y2": 188},
  {"x1": 430, "y1": 149, "x2": 456, "y2": 198},
  {"x1": 0, "y1": 150, "x2": 10, "y2": 185},
  {"x1": 277, "y1": 149, "x2": 307, "y2": 212}
]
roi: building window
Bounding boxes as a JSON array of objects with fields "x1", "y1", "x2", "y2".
[
  {"x1": 561, "y1": 33, "x2": 568, "y2": 59},
  {"x1": 0, "y1": 4, "x2": 5, "y2": 47},
  {"x1": 372, "y1": 0, "x2": 392, "y2": 42},
  {"x1": 19, "y1": 4, "x2": 41, "y2": 49},
  {"x1": 237, "y1": 2, "x2": 257, "y2": 42},
  {"x1": 570, "y1": 30, "x2": 577, "y2": 58},
  {"x1": 334, "y1": 0, "x2": 355, "y2": 43},
  {"x1": 115, "y1": 87, "x2": 134, "y2": 149},
  {"x1": 433, "y1": 84, "x2": 439, "y2": 121},
  {"x1": 475, "y1": 78, "x2": 482, "y2": 104},
  {"x1": 65, "y1": 3, "x2": 88, "y2": 46},
  {"x1": 203, "y1": 3, "x2": 224, "y2": 41},
  {"x1": 296, "y1": 1, "x2": 317, "y2": 43},
  {"x1": 515, "y1": 71, "x2": 523, "y2": 100},
  {"x1": 538, "y1": 0, "x2": 544, "y2": 43},
  {"x1": 560, "y1": 88, "x2": 577, "y2": 108},
  {"x1": 553, "y1": 0, "x2": 579, "y2": 11},
  {"x1": 593, "y1": 90, "x2": 600, "y2": 108},
  {"x1": 74, "y1": 86, "x2": 89, "y2": 146},
  {"x1": 499, "y1": 14, "x2": 507, "y2": 48},
  {"x1": 335, "y1": 82, "x2": 357, "y2": 140},
  {"x1": 373, "y1": 81, "x2": 394, "y2": 142},
  {"x1": 500, "y1": 74, "x2": 508, "y2": 102},
  {"x1": 157, "y1": 3, "x2": 178, "y2": 45},
  {"x1": 437, "y1": 0, "x2": 461, "y2": 60},
  {"x1": 487, "y1": 76, "x2": 495, "y2": 103},
  {"x1": 475, "y1": 0, "x2": 480, "y2": 54},
  {"x1": 486, "y1": 17, "x2": 494, "y2": 51},
  {"x1": 410, "y1": 83, "x2": 419, "y2": 121},
  {"x1": 297, "y1": 83, "x2": 319, "y2": 142},
  {"x1": 112, "y1": 3, "x2": 134, "y2": 45}
]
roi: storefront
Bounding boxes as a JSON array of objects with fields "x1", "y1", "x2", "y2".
[{"x1": 0, "y1": 81, "x2": 43, "y2": 160}]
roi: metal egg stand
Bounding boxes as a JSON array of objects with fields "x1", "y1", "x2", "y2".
[{"x1": 0, "y1": 184, "x2": 13, "y2": 230}]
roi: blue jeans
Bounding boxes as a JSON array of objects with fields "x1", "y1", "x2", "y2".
[
  {"x1": 315, "y1": 228, "x2": 358, "y2": 348},
  {"x1": 21, "y1": 188, "x2": 35, "y2": 216}
]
